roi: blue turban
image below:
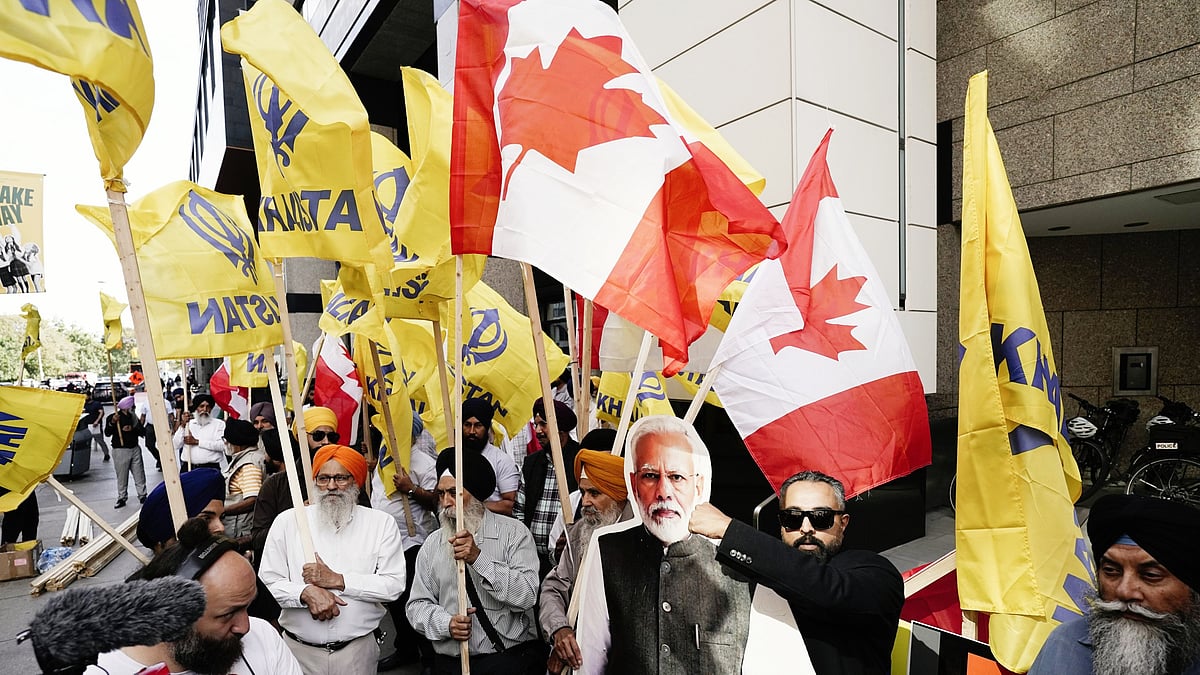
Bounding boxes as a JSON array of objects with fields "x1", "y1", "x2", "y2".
[{"x1": 136, "y1": 468, "x2": 225, "y2": 548}]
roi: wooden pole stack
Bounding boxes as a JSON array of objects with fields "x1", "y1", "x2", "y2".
[{"x1": 31, "y1": 513, "x2": 140, "y2": 595}]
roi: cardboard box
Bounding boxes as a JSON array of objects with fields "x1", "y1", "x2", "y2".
[{"x1": 0, "y1": 540, "x2": 42, "y2": 581}]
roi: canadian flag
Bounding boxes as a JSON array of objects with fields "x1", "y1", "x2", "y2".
[
  {"x1": 451, "y1": 0, "x2": 784, "y2": 375},
  {"x1": 313, "y1": 336, "x2": 363, "y2": 445},
  {"x1": 209, "y1": 360, "x2": 249, "y2": 420},
  {"x1": 711, "y1": 130, "x2": 931, "y2": 496}
]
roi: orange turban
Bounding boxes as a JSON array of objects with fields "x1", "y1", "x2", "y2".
[
  {"x1": 312, "y1": 444, "x2": 368, "y2": 488},
  {"x1": 574, "y1": 449, "x2": 627, "y2": 502}
]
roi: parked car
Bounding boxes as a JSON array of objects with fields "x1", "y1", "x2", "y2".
[{"x1": 92, "y1": 378, "x2": 129, "y2": 402}]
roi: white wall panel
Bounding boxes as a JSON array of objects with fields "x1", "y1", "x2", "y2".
[
  {"x1": 654, "y1": 0, "x2": 791, "y2": 128},
  {"x1": 718, "y1": 100, "x2": 794, "y2": 208},
  {"x1": 811, "y1": 0, "x2": 897, "y2": 39},
  {"x1": 896, "y1": 310, "x2": 937, "y2": 393},
  {"x1": 904, "y1": 225, "x2": 937, "y2": 311},
  {"x1": 908, "y1": 0, "x2": 936, "y2": 57},
  {"x1": 906, "y1": 137, "x2": 937, "y2": 227},
  {"x1": 794, "y1": 101, "x2": 899, "y2": 221},
  {"x1": 847, "y1": 213, "x2": 901, "y2": 309},
  {"x1": 906, "y1": 52, "x2": 937, "y2": 143},
  {"x1": 795, "y1": 2, "x2": 898, "y2": 130},
  {"x1": 622, "y1": 0, "x2": 773, "y2": 69}
]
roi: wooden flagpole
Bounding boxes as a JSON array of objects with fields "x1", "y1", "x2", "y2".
[
  {"x1": 368, "y1": 340, "x2": 417, "y2": 537},
  {"x1": 264, "y1": 349, "x2": 316, "y2": 562},
  {"x1": 521, "y1": 264, "x2": 574, "y2": 525},
  {"x1": 454, "y1": 256, "x2": 470, "y2": 673},
  {"x1": 269, "y1": 259, "x2": 317, "y2": 500},
  {"x1": 105, "y1": 350, "x2": 124, "y2": 446},
  {"x1": 577, "y1": 300, "x2": 593, "y2": 439},
  {"x1": 361, "y1": 399, "x2": 374, "y2": 499},
  {"x1": 683, "y1": 364, "x2": 721, "y2": 424},
  {"x1": 562, "y1": 285, "x2": 580, "y2": 415},
  {"x1": 182, "y1": 359, "x2": 192, "y2": 472},
  {"x1": 611, "y1": 330, "x2": 654, "y2": 456},
  {"x1": 431, "y1": 319, "x2": 456, "y2": 439},
  {"x1": 299, "y1": 332, "x2": 326, "y2": 407},
  {"x1": 106, "y1": 188, "x2": 187, "y2": 530},
  {"x1": 46, "y1": 477, "x2": 149, "y2": 565}
]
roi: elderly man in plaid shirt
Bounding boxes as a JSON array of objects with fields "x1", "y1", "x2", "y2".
[{"x1": 514, "y1": 398, "x2": 581, "y2": 577}]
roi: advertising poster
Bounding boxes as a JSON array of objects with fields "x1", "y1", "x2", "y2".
[{"x1": 0, "y1": 170, "x2": 45, "y2": 294}]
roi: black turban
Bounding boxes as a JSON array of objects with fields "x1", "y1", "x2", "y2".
[
  {"x1": 462, "y1": 398, "x2": 494, "y2": 428},
  {"x1": 533, "y1": 397, "x2": 577, "y2": 433},
  {"x1": 190, "y1": 394, "x2": 215, "y2": 412},
  {"x1": 436, "y1": 448, "x2": 497, "y2": 502},
  {"x1": 1088, "y1": 494, "x2": 1200, "y2": 592},
  {"x1": 223, "y1": 419, "x2": 259, "y2": 447}
]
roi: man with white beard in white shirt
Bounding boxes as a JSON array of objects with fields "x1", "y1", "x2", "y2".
[
  {"x1": 260, "y1": 444, "x2": 407, "y2": 675},
  {"x1": 173, "y1": 394, "x2": 227, "y2": 471}
]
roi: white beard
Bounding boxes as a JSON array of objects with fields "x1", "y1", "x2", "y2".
[
  {"x1": 316, "y1": 484, "x2": 358, "y2": 531},
  {"x1": 439, "y1": 497, "x2": 486, "y2": 535},
  {"x1": 568, "y1": 502, "x2": 624, "y2": 561},
  {"x1": 642, "y1": 501, "x2": 691, "y2": 545},
  {"x1": 1089, "y1": 596, "x2": 1200, "y2": 675},
  {"x1": 194, "y1": 413, "x2": 212, "y2": 427}
]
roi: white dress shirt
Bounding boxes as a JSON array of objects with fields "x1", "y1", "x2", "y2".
[
  {"x1": 260, "y1": 504, "x2": 407, "y2": 643},
  {"x1": 370, "y1": 446, "x2": 437, "y2": 551},
  {"x1": 172, "y1": 414, "x2": 227, "y2": 466}
]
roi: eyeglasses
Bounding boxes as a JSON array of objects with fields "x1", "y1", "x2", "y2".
[
  {"x1": 309, "y1": 430, "x2": 340, "y2": 443},
  {"x1": 777, "y1": 508, "x2": 844, "y2": 531},
  {"x1": 314, "y1": 474, "x2": 354, "y2": 486}
]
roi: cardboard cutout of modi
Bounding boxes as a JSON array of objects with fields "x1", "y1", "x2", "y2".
[
  {"x1": 0, "y1": 170, "x2": 45, "y2": 294},
  {"x1": 570, "y1": 415, "x2": 813, "y2": 675}
]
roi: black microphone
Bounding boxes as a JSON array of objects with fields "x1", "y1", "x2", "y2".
[{"x1": 18, "y1": 576, "x2": 207, "y2": 675}]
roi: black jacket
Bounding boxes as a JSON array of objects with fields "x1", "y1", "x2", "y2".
[{"x1": 717, "y1": 520, "x2": 903, "y2": 675}]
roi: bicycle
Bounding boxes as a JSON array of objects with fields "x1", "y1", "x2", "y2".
[
  {"x1": 1125, "y1": 395, "x2": 1200, "y2": 508},
  {"x1": 1065, "y1": 393, "x2": 1140, "y2": 502}
]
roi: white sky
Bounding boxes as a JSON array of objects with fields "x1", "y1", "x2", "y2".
[{"x1": 0, "y1": 4, "x2": 200, "y2": 332}]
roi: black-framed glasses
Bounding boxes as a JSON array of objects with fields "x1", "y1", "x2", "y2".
[
  {"x1": 310, "y1": 429, "x2": 340, "y2": 443},
  {"x1": 778, "y1": 508, "x2": 844, "y2": 532},
  {"x1": 315, "y1": 474, "x2": 354, "y2": 486}
]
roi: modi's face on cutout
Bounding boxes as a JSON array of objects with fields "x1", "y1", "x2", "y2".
[{"x1": 630, "y1": 431, "x2": 704, "y2": 545}]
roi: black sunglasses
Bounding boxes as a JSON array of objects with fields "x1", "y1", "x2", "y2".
[
  {"x1": 310, "y1": 430, "x2": 340, "y2": 443},
  {"x1": 777, "y1": 508, "x2": 844, "y2": 532}
]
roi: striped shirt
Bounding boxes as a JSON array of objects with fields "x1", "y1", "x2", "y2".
[{"x1": 406, "y1": 509, "x2": 540, "y2": 656}]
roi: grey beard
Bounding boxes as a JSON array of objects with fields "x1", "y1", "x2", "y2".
[
  {"x1": 1089, "y1": 593, "x2": 1200, "y2": 675},
  {"x1": 568, "y1": 503, "x2": 624, "y2": 562},
  {"x1": 316, "y1": 484, "x2": 359, "y2": 530},
  {"x1": 440, "y1": 497, "x2": 486, "y2": 534}
]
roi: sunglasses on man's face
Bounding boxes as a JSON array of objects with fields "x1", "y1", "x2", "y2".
[
  {"x1": 777, "y1": 508, "x2": 844, "y2": 532},
  {"x1": 310, "y1": 429, "x2": 340, "y2": 443}
]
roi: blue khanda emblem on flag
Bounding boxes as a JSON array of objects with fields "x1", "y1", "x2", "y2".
[
  {"x1": 179, "y1": 191, "x2": 259, "y2": 284},
  {"x1": 74, "y1": 80, "x2": 120, "y2": 123},
  {"x1": 636, "y1": 371, "x2": 666, "y2": 403},
  {"x1": 252, "y1": 73, "x2": 309, "y2": 175},
  {"x1": 462, "y1": 309, "x2": 507, "y2": 365},
  {"x1": 0, "y1": 410, "x2": 29, "y2": 466},
  {"x1": 372, "y1": 166, "x2": 418, "y2": 265}
]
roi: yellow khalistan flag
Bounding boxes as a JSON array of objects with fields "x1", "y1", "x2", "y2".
[
  {"x1": 221, "y1": 0, "x2": 390, "y2": 270},
  {"x1": 0, "y1": 386, "x2": 85, "y2": 511},
  {"x1": 20, "y1": 303, "x2": 41, "y2": 362},
  {"x1": 100, "y1": 291, "x2": 126, "y2": 350},
  {"x1": 594, "y1": 371, "x2": 675, "y2": 427},
  {"x1": 0, "y1": 1, "x2": 153, "y2": 189},
  {"x1": 956, "y1": 71, "x2": 1092, "y2": 673},
  {"x1": 319, "y1": 269, "x2": 388, "y2": 347},
  {"x1": 78, "y1": 182, "x2": 284, "y2": 359},
  {"x1": 229, "y1": 351, "x2": 270, "y2": 388},
  {"x1": 360, "y1": 319, "x2": 444, "y2": 448},
  {"x1": 441, "y1": 282, "x2": 570, "y2": 439}
]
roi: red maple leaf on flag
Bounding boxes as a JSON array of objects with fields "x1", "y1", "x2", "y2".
[
  {"x1": 497, "y1": 27, "x2": 667, "y2": 185},
  {"x1": 770, "y1": 265, "x2": 869, "y2": 360}
]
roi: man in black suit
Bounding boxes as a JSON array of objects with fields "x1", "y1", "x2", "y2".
[{"x1": 689, "y1": 470, "x2": 903, "y2": 675}]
